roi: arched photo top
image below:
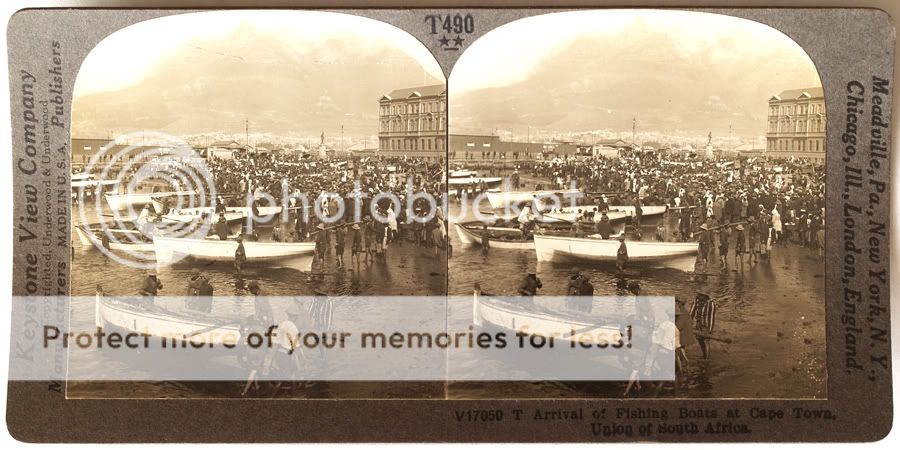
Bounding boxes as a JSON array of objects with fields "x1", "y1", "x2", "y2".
[
  {"x1": 72, "y1": 10, "x2": 445, "y2": 141},
  {"x1": 449, "y1": 9, "x2": 823, "y2": 150}
]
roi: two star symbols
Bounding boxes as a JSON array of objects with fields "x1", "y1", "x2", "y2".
[{"x1": 438, "y1": 35, "x2": 465, "y2": 48}]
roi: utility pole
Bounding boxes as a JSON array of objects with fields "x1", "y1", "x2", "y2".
[
  {"x1": 632, "y1": 117, "x2": 636, "y2": 149},
  {"x1": 245, "y1": 118, "x2": 249, "y2": 148}
]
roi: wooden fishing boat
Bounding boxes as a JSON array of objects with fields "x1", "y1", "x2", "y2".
[
  {"x1": 447, "y1": 176, "x2": 503, "y2": 188},
  {"x1": 454, "y1": 221, "x2": 534, "y2": 250},
  {"x1": 153, "y1": 235, "x2": 316, "y2": 271},
  {"x1": 95, "y1": 294, "x2": 240, "y2": 346},
  {"x1": 449, "y1": 169, "x2": 477, "y2": 178},
  {"x1": 533, "y1": 234, "x2": 698, "y2": 263},
  {"x1": 71, "y1": 179, "x2": 120, "y2": 190},
  {"x1": 542, "y1": 206, "x2": 629, "y2": 223},
  {"x1": 472, "y1": 290, "x2": 624, "y2": 344},
  {"x1": 542, "y1": 205, "x2": 667, "y2": 222},
  {"x1": 159, "y1": 211, "x2": 245, "y2": 225},
  {"x1": 105, "y1": 191, "x2": 197, "y2": 210},
  {"x1": 486, "y1": 189, "x2": 582, "y2": 210},
  {"x1": 74, "y1": 225, "x2": 155, "y2": 252},
  {"x1": 150, "y1": 200, "x2": 283, "y2": 218}
]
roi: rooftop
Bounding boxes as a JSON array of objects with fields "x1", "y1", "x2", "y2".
[
  {"x1": 770, "y1": 87, "x2": 824, "y2": 102},
  {"x1": 381, "y1": 84, "x2": 446, "y2": 101}
]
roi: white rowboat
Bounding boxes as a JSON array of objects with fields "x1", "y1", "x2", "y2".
[
  {"x1": 472, "y1": 292, "x2": 623, "y2": 343},
  {"x1": 533, "y1": 234, "x2": 698, "y2": 263},
  {"x1": 541, "y1": 205, "x2": 666, "y2": 223},
  {"x1": 454, "y1": 222, "x2": 533, "y2": 250},
  {"x1": 95, "y1": 295, "x2": 240, "y2": 346},
  {"x1": 105, "y1": 191, "x2": 197, "y2": 211},
  {"x1": 450, "y1": 169, "x2": 477, "y2": 178},
  {"x1": 448, "y1": 176, "x2": 503, "y2": 188},
  {"x1": 74, "y1": 225, "x2": 155, "y2": 252},
  {"x1": 153, "y1": 235, "x2": 316, "y2": 271},
  {"x1": 486, "y1": 189, "x2": 582, "y2": 210}
]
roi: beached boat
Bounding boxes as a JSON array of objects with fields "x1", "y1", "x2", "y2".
[
  {"x1": 454, "y1": 221, "x2": 533, "y2": 250},
  {"x1": 447, "y1": 176, "x2": 503, "y2": 188},
  {"x1": 450, "y1": 169, "x2": 477, "y2": 178},
  {"x1": 472, "y1": 291, "x2": 624, "y2": 343},
  {"x1": 540, "y1": 205, "x2": 666, "y2": 223},
  {"x1": 95, "y1": 294, "x2": 240, "y2": 346},
  {"x1": 542, "y1": 206, "x2": 629, "y2": 223},
  {"x1": 74, "y1": 225, "x2": 155, "y2": 252},
  {"x1": 105, "y1": 191, "x2": 197, "y2": 211},
  {"x1": 71, "y1": 179, "x2": 120, "y2": 190},
  {"x1": 533, "y1": 234, "x2": 698, "y2": 263},
  {"x1": 153, "y1": 235, "x2": 316, "y2": 271},
  {"x1": 150, "y1": 199, "x2": 283, "y2": 218},
  {"x1": 160, "y1": 211, "x2": 245, "y2": 225},
  {"x1": 448, "y1": 187, "x2": 501, "y2": 197},
  {"x1": 486, "y1": 189, "x2": 582, "y2": 210}
]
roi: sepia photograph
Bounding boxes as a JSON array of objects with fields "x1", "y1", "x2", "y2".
[
  {"x1": 446, "y1": 9, "x2": 826, "y2": 399},
  {"x1": 67, "y1": 10, "x2": 449, "y2": 399}
]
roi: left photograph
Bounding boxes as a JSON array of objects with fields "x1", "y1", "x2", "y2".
[{"x1": 68, "y1": 11, "x2": 449, "y2": 398}]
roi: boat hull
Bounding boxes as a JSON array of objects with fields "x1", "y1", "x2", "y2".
[
  {"x1": 473, "y1": 293, "x2": 622, "y2": 343},
  {"x1": 153, "y1": 235, "x2": 316, "y2": 271},
  {"x1": 105, "y1": 191, "x2": 197, "y2": 211},
  {"x1": 454, "y1": 222, "x2": 532, "y2": 250},
  {"x1": 96, "y1": 296, "x2": 240, "y2": 346},
  {"x1": 533, "y1": 234, "x2": 698, "y2": 263},
  {"x1": 448, "y1": 176, "x2": 503, "y2": 188},
  {"x1": 74, "y1": 225, "x2": 155, "y2": 252},
  {"x1": 486, "y1": 189, "x2": 582, "y2": 210}
]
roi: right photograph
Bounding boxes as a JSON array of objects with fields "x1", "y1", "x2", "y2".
[{"x1": 447, "y1": 9, "x2": 826, "y2": 399}]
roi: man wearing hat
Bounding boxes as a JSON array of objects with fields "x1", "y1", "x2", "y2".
[
  {"x1": 138, "y1": 270, "x2": 163, "y2": 307},
  {"x1": 314, "y1": 223, "x2": 328, "y2": 263},
  {"x1": 565, "y1": 270, "x2": 594, "y2": 313},
  {"x1": 595, "y1": 212, "x2": 612, "y2": 239},
  {"x1": 234, "y1": 234, "x2": 247, "y2": 274},
  {"x1": 733, "y1": 223, "x2": 746, "y2": 266},
  {"x1": 214, "y1": 213, "x2": 229, "y2": 240},
  {"x1": 185, "y1": 268, "x2": 213, "y2": 313},
  {"x1": 261, "y1": 301, "x2": 304, "y2": 381},
  {"x1": 695, "y1": 222, "x2": 711, "y2": 270},
  {"x1": 616, "y1": 235, "x2": 629, "y2": 273},
  {"x1": 350, "y1": 223, "x2": 362, "y2": 265}
]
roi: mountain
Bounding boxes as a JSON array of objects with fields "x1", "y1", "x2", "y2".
[
  {"x1": 450, "y1": 21, "x2": 821, "y2": 138},
  {"x1": 73, "y1": 24, "x2": 442, "y2": 138}
]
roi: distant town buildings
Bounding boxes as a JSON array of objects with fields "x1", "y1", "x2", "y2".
[
  {"x1": 448, "y1": 134, "x2": 579, "y2": 163},
  {"x1": 766, "y1": 87, "x2": 826, "y2": 162},
  {"x1": 378, "y1": 84, "x2": 446, "y2": 161}
]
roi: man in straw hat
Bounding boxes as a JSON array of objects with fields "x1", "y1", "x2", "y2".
[
  {"x1": 734, "y1": 223, "x2": 746, "y2": 267},
  {"x1": 697, "y1": 222, "x2": 711, "y2": 271}
]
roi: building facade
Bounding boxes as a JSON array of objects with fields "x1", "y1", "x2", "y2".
[
  {"x1": 378, "y1": 84, "x2": 446, "y2": 161},
  {"x1": 449, "y1": 134, "x2": 578, "y2": 163},
  {"x1": 766, "y1": 87, "x2": 826, "y2": 163}
]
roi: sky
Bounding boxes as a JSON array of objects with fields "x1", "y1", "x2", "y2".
[
  {"x1": 450, "y1": 9, "x2": 821, "y2": 94},
  {"x1": 74, "y1": 10, "x2": 445, "y2": 98}
]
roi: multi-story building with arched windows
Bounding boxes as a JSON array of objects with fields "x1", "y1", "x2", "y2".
[
  {"x1": 765, "y1": 87, "x2": 826, "y2": 163},
  {"x1": 378, "y1": 85, "x2": 446, "y2": 161}
]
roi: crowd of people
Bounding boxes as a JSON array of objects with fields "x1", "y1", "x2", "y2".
[{"x1": 520, "y1": 150, "x2": 826, "y2": 267}]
